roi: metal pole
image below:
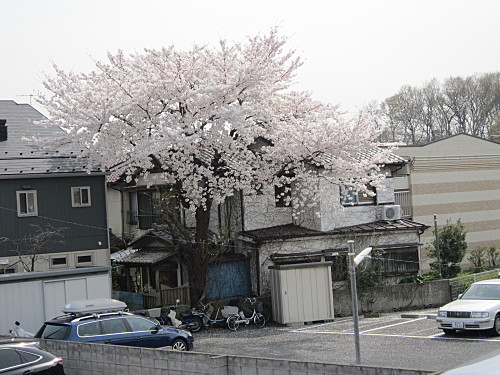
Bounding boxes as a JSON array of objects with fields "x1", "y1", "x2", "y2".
[
  {"x1": 434, "y1": 214, "x2": 442, "y2": 278},
  {"x1": 348, "y1": 240, "x2": 361, "y2": 365}
]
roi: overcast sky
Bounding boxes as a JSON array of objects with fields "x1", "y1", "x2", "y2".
[{"x1": 2, "y1": 0, "x2": 499, "y2": 115}]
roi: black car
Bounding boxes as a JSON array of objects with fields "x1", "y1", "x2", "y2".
[
  {"x1": 35, "y1": 298, "x2": 194, "y2": 351},
  {"x1": 0, "y1": 340, "x2": 65, "y2": 374}
]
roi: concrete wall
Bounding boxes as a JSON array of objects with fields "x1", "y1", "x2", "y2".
[
  {"x1": 332, "y1": 279, "x2": 451, "y2": 317},
  {"x1": 39, "y1": 339, "x2": 434, "y2": 375}
]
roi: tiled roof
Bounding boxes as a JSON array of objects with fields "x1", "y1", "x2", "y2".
[
  {"x1": 240, "y1": 224, "x2": 322, "y2": 241},
  {"x1": 328, "y1": 219, "x2": 430, "y2": 235},
  {"x1": 113, "y1": 249, "x2": 172, "y2": 265},
  {"x1": 0, "y1": 100, "x2": 104, "y2": 176},
  {"x1": 240, "y1": 219, "x2": 429, "y2": 242}
]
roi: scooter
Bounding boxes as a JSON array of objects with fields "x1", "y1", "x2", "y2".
[
  {"x1": 10, "y1": 321, "x2": 34, "y2": 338},
  {"x1": 158, "y1": 300, "x2": 202, "y2": 332}
]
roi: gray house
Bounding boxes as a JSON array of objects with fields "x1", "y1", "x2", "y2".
[{"x1": 0, "y1": 100, "x2": 110, "y2": 273}]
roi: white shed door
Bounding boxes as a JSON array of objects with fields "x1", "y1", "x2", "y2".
[{"x1": 43, "y1": 278, "x2": 88, "y2": 320}]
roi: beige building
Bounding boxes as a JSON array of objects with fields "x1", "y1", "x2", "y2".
[{"x1": 394, "y1": 134, "x2": 500, "y2": 271}]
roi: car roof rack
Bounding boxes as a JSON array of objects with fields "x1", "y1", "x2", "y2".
[{"x1": 61, "y1": 298, "x2": 127, "y2": 315}]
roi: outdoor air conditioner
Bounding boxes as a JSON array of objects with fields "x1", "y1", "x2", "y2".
[{"x1": 382, "y1": 205, "x2": 402, "y2": 221}]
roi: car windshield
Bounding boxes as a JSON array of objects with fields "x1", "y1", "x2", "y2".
[
  {"x1": 461, "y1": 284, "x2": 500, "y2": 300},
  {"x1": 35, "y1": 323, "x2": 71, "y2": 340}
]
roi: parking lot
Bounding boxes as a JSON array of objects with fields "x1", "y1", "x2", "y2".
[{"x1": 193, "y1": 310, "x2": 500, "y2": 372}]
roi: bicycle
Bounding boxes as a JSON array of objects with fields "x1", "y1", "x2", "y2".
[{"x1": 227, "y1": 297, "x2": 266, "y2": 331}]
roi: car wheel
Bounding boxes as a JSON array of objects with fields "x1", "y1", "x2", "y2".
[
  {"x1": 442, "y1": 328, "x2": 456, "y2": 335},
  {"x1": 491, "y1": 315, "x2": 500, "y2": 336},
  {"x1": 189, "y1": 317, "x2": 203, "y2": 332},
  {"x1": 171, "y1": 338, "x2": 188, "y2": 351}
]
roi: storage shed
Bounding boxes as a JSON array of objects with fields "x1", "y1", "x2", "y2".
[
  {"x1": 269, "y1": 262, "x2": 334, "y2": 325},
  {"x1": 0, "y1": 266, "x2": 112, "y2": 335}
]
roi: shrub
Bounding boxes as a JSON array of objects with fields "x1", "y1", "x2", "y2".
[{"x1": 428, "y1": 219, "x2": 467, "y2": 278}]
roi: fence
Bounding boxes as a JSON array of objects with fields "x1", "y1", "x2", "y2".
[
  {"x1": 143, "y1": 284, "x2": 191, "y2": 308},
  {"x1": 449, "y1": 269, "x2": 500, "y2": 299}
]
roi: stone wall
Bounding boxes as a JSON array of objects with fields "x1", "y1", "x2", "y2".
[{"x1": 39, "y1": 339, "x2": 434, "y2": 375}]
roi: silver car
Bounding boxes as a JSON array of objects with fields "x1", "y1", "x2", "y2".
[{"x1": 437, "y1": 279, "x2": 500, "y2": 335}]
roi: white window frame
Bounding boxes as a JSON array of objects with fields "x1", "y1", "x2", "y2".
[
  {"x1": 50, "y1": 255, "x2": 68, "y2": 269},
  {"x1": 71, "y1": 186, "x2": 91, "y2": 207},
  {"x1": 16, "y1": 190, "x2": 38, "y2": 217},
  {"x1": 75, "y1": 253, "x2": 94, "y2": 267}
]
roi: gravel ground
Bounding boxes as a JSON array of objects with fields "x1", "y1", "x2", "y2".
[{"x1": 187, "y1": 308, "x2": 500, "y2": 372}]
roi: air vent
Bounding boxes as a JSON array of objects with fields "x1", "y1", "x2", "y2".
[
  {"x1": 382, "y1": 205, "x2": 402, "y2": 221},
  {"x1": 0, "y1": 119, "x2": 7, "y2": 142}
]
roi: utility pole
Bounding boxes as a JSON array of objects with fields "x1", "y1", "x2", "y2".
[{"x1": 434, "y1": 214, "x2": 442, "y2": 278}]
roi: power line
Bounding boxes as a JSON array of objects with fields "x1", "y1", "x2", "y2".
[{"x1": 0, "y1": 205, "x2": 431, "y2": 268}]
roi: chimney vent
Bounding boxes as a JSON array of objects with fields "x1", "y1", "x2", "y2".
[{"x1": 0, "y1": 119, "x2": 7, "y2": 142}]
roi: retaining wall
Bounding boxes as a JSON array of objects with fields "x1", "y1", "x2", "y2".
[
  {"x1": 40, "y1": 339, "x2": 434, "y2": 375},
  {"x1": 332, "y1": 279, "x2": 451, "y2": 316}
]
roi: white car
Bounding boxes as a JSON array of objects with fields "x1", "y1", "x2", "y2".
[{"x1": 437, "y1": 279, "x2": 500, "y2": 335}]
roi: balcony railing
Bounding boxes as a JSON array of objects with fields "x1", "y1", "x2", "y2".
[{"x1": 394, "y1": 190, "x2": 413, "y2": 218}]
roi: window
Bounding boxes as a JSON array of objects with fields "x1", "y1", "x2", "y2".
[
  {"x1": 126, "y1": 317, "x2": 158, "y2": 332},
  {"x1": 16, "y1": 190, "x2": 38, "y2": 217},
  {"x1": 129, "y1": 190, "x2": 163, "y2": 229},
  {"x1": 101, "y1": 318, "x2": 128, "y2": 334},
  {"x1": 275, "y1": 184, "x2": 291, "y2": 207},
  {"x1": 50, "y1": 256, "x2": 68, "y2": 268},
  {"x1": 71, "y1": 186, "x2": 91, "y2": 207},
  {"x1": 380, "y1": 248, "x2": 419, "y2": 275},
  {"x1": 341, "y1": 185, "x2": 376, "y2": 206},
  {"x1": 78, "y1": 321, "x2": 101, "y2": 337},
  {"x1": 36, "y1": 323, "x2": 71, "y2": 340},
  {"x1": 76, "y1": 253, "x2": 93, "y2": 266},
  {"x1": 0, "y1": 349, "x2": 41, "y2": 371}
]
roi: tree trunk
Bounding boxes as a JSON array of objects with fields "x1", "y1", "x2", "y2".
[{"x1": 187, "y1": 198, "x2": 213, "y2": 305}]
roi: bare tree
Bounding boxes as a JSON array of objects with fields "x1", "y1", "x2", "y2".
[
  {"x1": 380, "y1": 72, "x2": 500, "y2": 144},
  {"x1": 0, "y1": 224, "x2": 67, "y2": 272}
]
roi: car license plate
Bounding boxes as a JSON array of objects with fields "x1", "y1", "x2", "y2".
[{"x1": 452, "y1": 321, "x2": 464, "y2": 329}]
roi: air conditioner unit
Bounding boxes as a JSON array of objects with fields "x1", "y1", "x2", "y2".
[{"x1": 382, "y1": 205, "x2": 402, "y2": 221}]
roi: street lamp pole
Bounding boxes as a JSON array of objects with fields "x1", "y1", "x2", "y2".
[{"x1": 348, "y1": 240, "x2": 361, "y2": 365}]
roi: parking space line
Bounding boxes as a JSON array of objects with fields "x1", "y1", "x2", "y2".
[
  {"x1": 360, "y1": 317, "x2": 427, "y2": 333},
  {"x1": 290, "y1": 329, "x2": 500, "y2": 342}
]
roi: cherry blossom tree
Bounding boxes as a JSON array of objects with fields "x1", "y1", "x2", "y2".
[{"x1": 37, "y1": 29, "x2": 394, "y2": 302}]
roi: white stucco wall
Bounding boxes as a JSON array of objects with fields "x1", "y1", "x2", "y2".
[{"x1": 242, "y1": 188, "x2": 293, "y2": 231}]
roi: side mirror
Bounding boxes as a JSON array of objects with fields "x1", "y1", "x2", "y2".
[
  {"x1": 458, "y1": 294, "x2": 463, "y2": 299},
  {"x1": 155, "y1": 324, "x2": 162, "y2": 331}
]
